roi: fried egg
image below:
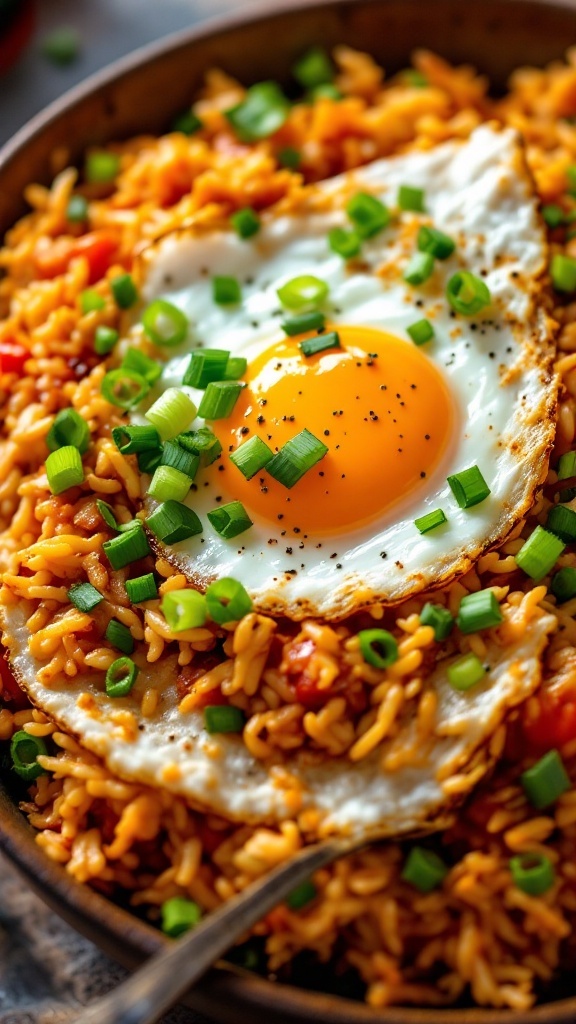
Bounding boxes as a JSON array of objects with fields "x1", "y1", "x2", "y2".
[{"x1": 133, "y1": 125, "x2": 556, "y2": 620}]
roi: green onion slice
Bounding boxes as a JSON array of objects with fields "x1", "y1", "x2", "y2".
[
  {"x1": 346, "y1": 192, "x2": 390, "y2": 239},
  {"x1": 105, "y1": 656, "x2": 139, "y2": 698},
  {"x1": 148, "y1": 465, "x2": 192, "y2": 503},
  {"x1": 46, "y1": 408, "x2": 90, "y2": 455},
  {"x1": 10, "y1": 731, "x2": 48, "y2": 782},
  {"x1": 67, "y1": 581, "x2": 103, "y2": 612},
  {"x1": 94, "y1": 326, "x2": 119, "y2": 356},
  {"x1": 417, "y1": 225, "x2": 455, "y2": 260},
  {"x1": 172, "y1": 110, "x2": 203, "y2": 135},
  {"x1": 407, "y1": 319, "x2": 434, "y2": 345},
  {"x1": 105, "y1": 618, "x2": 134, "y2": 655},
  {"x1": 230, "y1": 436, "x2": 273, "y2": 480},
  {"x1": 277, "y1": 275, "x2": 329, "y2": 311},
  {"x1": 161, "y1": 897, "x2": 202, "y2": 938},
  {"x1": 551, "y1": 253, "x2": 576, "y2": 293},
  {"x1": 112, "y1": 424, "x2": 161, "y2": 456},
  {"x1": 46, "y1": 446, "x2": 84, "y2": 495},
  {"x1": 403, "y1": 251, "x2": 434, "y2": 286},
  {"x1": 103, "y1": 522, "x2": 150, "y2": 570},
  {"x1": 401, "y1": 847, "x2": 448, "y2": 892},
  {"x1": 546, "y1": 503, "x2": 576, "y2": 543},
  {"x1": 293, "y1": 47, "x2": 333, "y2": 89},
  {"x1": 204, "y1": 705, "x2": 245, "y2": 734},
  {"x1": 85, "y1": 151, "x2": 120, "y2": 184},
  {"x1": 146, "y1": 388, "x2": 197, "y2": 440},
  {"x1": 542, "y1": 204, "x2": 565, "y2": 229},
  {"x1": 161, "y1": 589, "x2": 207, "y2": 631},
  {"x1": 414, "y1": 508, "x2": 446, "y2": 534},
  {"x1": 231, "y1": 207, "x2": 261, "y2": 239},
  {"x1": 66, "y1": 194, "x2": 88, "y2": 223},
  {"x1": 223, "y1": 357, "x2": 247, "y2": 381},
  {"x1": 446, "y1": 271, "x2": 491, "y2": 315},
  {"x1": 205, "y1": 577, "x2": 252, "y2": 624},
  {"x1": 509, "y1": 853, "x2": 555, "y2": 896},
  {"x1": 225, "y1": 82, "x2": 290, "y2": 143},
  {"x1": 447, "y1": 653, "x2": 486, "y2": 691},
  {"x1": 101, "y1": 369, "x2": 150, "y2": 410},
  {"x1": 328, "y1": 227, "x2": 361, "y2": 259},
  {"x1": 521, "y1": 749, "x2": 570, "y2": 809},
  {"x1": 176, "y1": 427, "x2": 222, "y2": 466},
  {"x1": 398, "y1": 185, "x2": 426, "y2": 212},
  {"x1": 80, "y1": 288, "x2": 106, "y2": 314},
  {"x1": 457, "y1": 589, "x2": 503, "y2": 634},
  {"x1": 358, "y1": 628, "x2": 398, "y2": 669},
  {"x1": 213, "y1": 275, "x2": 241, "y2": 306},
  {"x1": 278, "y1": 147, "x2": 301, "y2": 170},
  {"x1": 419, "y1": 602, "x2": 454, "y2": 641},
  {"x1": 121, "y1": 348, "x2": 162, "y2": 385},
  {"x1": 515, "y1": 525, "x2": 565, "y2": 580},
  {"x1": 146, "y1": 500, "x2": 203, "y2": 544},
  {"x1": 447, "y1": 465, "x2": 490, "y2": 509},
  {"x1": 125, "y1": 573, "x2": 158, "y2": 604},
  {"x1": 299, "y1": 331, "x2": 341, "y2": 357},
  {"x1": 111, "y1": 273, "x2": 138, "y2": 310},
  {"x1": 551, "y1": 566, "x2": 576, "y2": 603},
  {"x1": 266, "y1": 428, "x2": 328, "y2": 488},
  {"x1": 282, "y1": 310, "x2": 326, "y2": 337},
  {"x1": 183, "y1": 349, "x2": 230, "y2": 389},
  {"x1": 286, "y1": 880, "x2": 317, "y2": 911},
  {"x1": 197, "y1": 380, "x2": 243, "y2": 420},
  {"x1": 558, "y1": 450, "x2": 576, "y2": 502},
  {"x1": 207, "y1": 501, "x2": 253, "y2": 539},
  {"x1": 138, "y1": 449, "x2": 163, "y2": 475},
  {"x1": 142, "y1": 298, "x2": 188, "y2": 347},
  {"x1": 160, "y1": 441, "x2": 200, "y2": 480}
]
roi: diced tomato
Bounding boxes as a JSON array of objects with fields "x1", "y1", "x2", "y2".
[
  {"x1": 0, "y1": 341, "x2": 28, "y2": 374},
  {"x1": 175, "y1": 654, "x2": 222, "y2": 704},
  {"x1": 294, "y1": 671, "x2": 327, "y2": 711},
  {"x1": 35, "y1": 230, "x2": 118, "y2": 284},
  {"x1": 523, "y1": 694, "x2": 576, "y2": 750},
  {"x1": 0, "y1": 655, "x2": 28, "y2": 710}
]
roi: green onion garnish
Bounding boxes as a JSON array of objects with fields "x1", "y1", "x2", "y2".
[
  {"x1": 558, "y1": 450, "x2": 576, "y2": 501},
  {"x1": 103, "y1": 522, "x2": 150, "y2": 570},
  {"x1": 267, "y1": 429, "x2": 328, "y2": 488},
  {"x1": 231, "y1": 207, "x2": 261, "y2": 239},
  {"x1": 407, "y1": 319, "x2": 434, "y2": 345},
  {"x1": 414, "y1": 508, "x2": 446, "y2": 534},
  {"x1": 299, "y1": 331, "x2": 341, "y2": 357},
  {"x1": 125, "y1": 573, "x2": 158, "y2": 604},
  {"x1": 101, "y1": 368, "x2": 150, "y2": 410},
  {"x1": 521, "y1": 749, "x2": 570, "y2": 809},
  {"x1": 417, "y1": 225, "x2": 455, "y2": 260},
  {"x1": 328, "y1": 227, "x2": 361, "y2": 259},
  {"x1": 546, "y1": 503, "x2": 576, "y2": 543},
  {"x1": 94, "y1": 326, "x2": 119, "y2": 356},
  {"x1": 447, "y1": 465, "x2": 490, "y2": 509},
  {"x1": 67, "y1": 581, "x2": 103, "y2": 612},
  {"x1": 419, "y1": 603, "x2": 454, "y2": 641},
  {"x1": 161, "y1": 589, "x2": 207, "y2": 631},
  {"x1": 41, "y1": 26, "x2": 81, "y2": 65},
  {"x1": 567, "y1": 165, "x2": 576, "y2": 194},
  {"x1": 457, "y1": 589, "x2": 503, "y2": 634},
  {"x1": 146, "y1": 500, "x2": 203, "y2": 544},
  {"x1": 10, "y1": 731, "x2": 48, "y2": 782},
  {"x1": 46, "y1": 446, "x2": 84, "y2": 495},
  {"x1": 278, "y1": 147, "x2": 301, "y2": 170},
  {"x1": 112, "y1": 424, "x2": 161, "y2": 456},
  {"x1": 105, "y1": 618, "x2": 134, "y2": 655},
  {"x1": 551, "y1": 566, "x2": 576, "y2": 603},
  {"x1": 398, "y1": 185, "x2": 425, "y2": 212},
  {"x1": 138, "y1": 449, "x2": 162, "y2": 475},
  {"x1": 80, "y1": 288, "x2": 105, "y2": 314},
  {"x1": 85, "y1": 151, "x2": 120, "y2": 184},
  {"x1": 197, "y1": 380, "x2": 243, "y2": 420},
  {"x1": 277, "y1": 275, "x2": 329, "y2": 311},
  {"x1": 148, "y1": 465, "x2": 192, "y2": 503},
  {"x1": 346, "y1": 192, "x2": 390, "y2": 239},
  {"x1": 401, "y1": 69, "x2": 428, "y2": 88},
  {"x1": 105, "y1": 656, "x2": 139, "y2": 698},
  {"x1": 310, "y1": 83, "x2": 342, "y2": 101},
  {"x1": 142, "y1": 299, "x2": 187, "y2": 348},
  {"x1": 225, "y1": 82, "x2": 290, "y2": 143},
  {"x1": 223, "y1": 356, "x2": 247, "y2": 380},
  {"x1": 404, "y1": 251, "x2": 434, "y2": 286},
  {"x1": 110, "y1": 273, "x2": 138, "y2": 310},
  {"x1": 205, "y1": 577, "x2": 252, "y2": 624},
  {"x1": 177, "y1": 427, "x2": 222, "y2": 466},
  {"x1": 282, "y1": 310, "x2": 326, "y2": 336},
  {"x1": 160, "y1": 441, "x2": 199, "y2": 480},
  {"x1": 146, "y1": 388, "x2": 197, "y2": 440},
  {"x1": 213, "y1": 275, "x2": 241, "y2": 306},
  {"x1": 542, "y1": 204, "x2": 565, "y2": 229},
  {"x1": 66, "y1": 195, "x2": 88, "y2": 223},
  {"x1": 204, "y1": 705, "x2": 245, "y2": 734},
  {"x1": 207, "y1": 501, "x2": 253, "y2": 539},
  {"x1": 183, "y1": 349, "x2": 230, "y2": 389},
  {"x1": 510, "y1": 853, "x2": 555, "y2": 896},
  {"x1": 230, "y1": 435, "x2": 273, "y2": 480},
  {"x1": 401, "y1": 847, "x2": 448, "y2": 893},
  {"x1": 172, "y1": 110, "x2": 203, "y2": 135},
  {"x1": 286, "y1": 880, "x2": 317, "y2": 911},
  {"x1": 161, "y1": 897, "x2": 202, "y2": 938},
  {"x1": 96, "y1": 499, "x2": 123, "y2": 532},
  {"x1": 447, "y1": 653, "x2": 486, "y2": 691},
  {"x1": 358, "y1": 628, "x2": 398, "y2": 669},
  {"x1": 446, "y1": 271, "x2": 491, "y2": 315},
  {"x1": 121, "y1": 349, "x2": 161, "y2": 386},
  {"x1": 46, "y1": 408, "x2": 90, "y2": 455},
  {"x1": 551, "y1": 253, "x2": 576, "y2": 293},
  {"x1": 515, "y1": 525, "x2": 565, "y2": 580},
  {"x1": 293, "y1": 47, "x2": 333, "y2": 89}
]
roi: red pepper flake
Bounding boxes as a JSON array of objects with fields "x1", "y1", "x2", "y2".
[{"x1": 0, "y1": 341, "x2": 28, "y2": 374}]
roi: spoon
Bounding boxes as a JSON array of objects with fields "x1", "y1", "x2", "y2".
[{"x1": 77, "y1": 832, "x2": 361, "y2": 1024}]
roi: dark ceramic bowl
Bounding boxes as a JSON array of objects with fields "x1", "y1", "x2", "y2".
[{"x1": 3, "y1": 1, "x2": 576, "y2": 1021}]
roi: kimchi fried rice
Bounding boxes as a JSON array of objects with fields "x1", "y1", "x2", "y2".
[{"x1": 4, "y1": 46, "x2": 576, "y2": 1010}]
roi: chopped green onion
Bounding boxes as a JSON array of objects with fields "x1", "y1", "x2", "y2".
[
  {"x1": 112, "y1": 424, "x2": 161, "y2": 456},
  {"x1": 147, "y1": 500, "x2": 203, "y2": 543},
  {"x1": 447, "y1": 271, "x2": 491, "y2": 315},
  {"x1": 398, "y1": 185, "x2": 426, "y2": 212},
  {"x1": 46, "y1": 446, "x2": 84, "y2": 495},
  {"x1": 142, "y1": 298, "x2": 188, "y2": 347},
  {"x1": 80, "y1": 288, "x2": 105, "y2": 314},
  {"x1": 414, "y1": 508, "x2": 446, "y2": 534},
  {"x1": 542, "y1": 204, "x2": 565, "y2": 228},
  {"x1": 282, "y1": 310, "x2": 326, "y2": 336},
  {"x1": 160, "y1": 440, "x2": 199, "y2": 479},
  {"x1": 46, "y1": 408, "x2": 90, "y2": 455},
  {"x1": 41, "y1": 26, "x2": 81, "y2": 65},
  {"x1": 546, "y1": 503, "x2": 576, "y2": 542},
  {"x1": 457, "y1": 589, "x2": 503, "y2": 634},
  {"x1": 266, "y1": 428, "x2": 328, "y2": 488},
  {"x1": 204, "y1": 705, "x2": 245, "y2": 734},
  {"x1": 277, "y1": 275, "x2": 329, "y2": 311},
  {"x1": 420, "y1": 602, "x2": 454, "y2": 641},
  {"x1": 10, "y1": 731, "x2": 48, "y2": 782},
  {"x1": 101, "y1": 368, "x2": 149, "y2": 410},
  {"x1": 286, "y1": 880, "x2": 317, "y2": 910},
  {"x1": 176, "y1": 427, "x2": 222, "y2": 466},
  {"x1": 407, "y1": 319, "x2": 434, "y2": 345},
  {"x1": 299, "y1": 331, "x2": 341, "y2": 357},
  {"x1": 328, "y1": 227, "x2": 361, "y2": 259},
  {"x1": 125, "y1": 573, "x2": 158, "y2": 604},
  {"x1": 417, "y1": 225, "x2": 455, "y2": 260},
  {"x1": 96, "y1": 499, "x2": 122, "y2": 532},
  {"x1": 197, "y1": 380, "x2": 243, "y2": 420},
  {"x1": 225, "y1": 82, "x2": 290, "y2": 143},
  {"x1": 558, "y1": 450, "x2": 576, "y2": 502},
  {"x1": 161, "y1": 897, "x2": 202, "y2": 938},
  {"x1": 85, "y1": 151, "x2": 120, "y2": 184},
  {"x1": 277, "y1": 147, "x2": 301, "y2": 170},
  {"x1": 551, "y1": 253, "x2": 576, "y2": 293},
  {"x1": 510, "y1": 853, "x2": 555, "y2": 896},
  {"x1": 146, "y1": 388, "x2": 197, "y2": 440},
  {"x1": 401, "y1": 69, "x2": 428, "y2": 88},
  {"x1": 293, "y1": 47, "x2": 333, "y2": 89},
  {"x1": 148, "y1": 465, "x2": 192, "y2": 503},
  {"x1": 223, "y1": 357, "x2": 247, "y2": 380},
  {"x1": 551, "y1": 566, "x2": 576, "y2": 603},
  {"x1": 183, "y1": 349, "x2": 230, "y2": 389},
  {"x1": 521, "y1": 749, "x2": 570, "y2": 809},
  {"x1": 138, "y1": 449, "x2": 162, "y2": 474},
  {"x1": 447, "y1": 653, "x2": 486, "y2": 691},
  {"x1": 404, "y1": 251, "x2": 434, "y2": 286},
  {"x1": 213, "y1": 275, "x2": 241, "y2": 306},
  {"x1": 67, "y1": 581, "x2": 103, "y2": 612},
  {"x1": 94, "y1": 326, "x2": 119, "y2": 356},
  {"x1": 401, "y1": 847, "x2": 448, "y2": 893},
  {"x1": 105, "y1": 656, "x2": 139, "y2": 698},
  {"x1": 346, "y1": 192, "x2": 390, "y2": 239},
  {"x1": 121, "y1": 347, "x2": 161, "y2": 385},
  {"x1": 207, "y1": 501, "x2": 253, "y2": 539},
  {"x1": 516, "y1": 526, "x2": 565, "y2": 580},
  {"x1": 66, "y1": 194, "x2": 88, "y2": 223},
  {"x1": 105, "y1": 618, "x2": 134, "y2": 655},
  {"x1": 161, "y1": 589, "x2": 207, "y2": 631},
  {"x1": 230, "y1": 435, "x2": 273, "y2": 480},
  {"x1": 231, "y1": 207, "x2": 261, "y2": 239},
  {"x1": 103, "y1": 522, "x2": 150, "y2": 570},
  {"x1": 111, "y1": 273, "x2": 138, "y2": 310},
  {"x1": 568, "y1": 165, "x2": 576, "y2": 194},
  {"x1": 447, "y1": 465, "x2": 490, "y2": 509},
  {"x1": 172, "y1": 110, "x2": 203, "y2": 135},
  {"x1": 310, "y1": 84, "x2": 342, "y2": 100},
  {"x1": 205, "y1": 577, "x2": 252, "y2": 624},
  {"x1": 357, "y1": 628, "x2": 398, "y2": 669}
]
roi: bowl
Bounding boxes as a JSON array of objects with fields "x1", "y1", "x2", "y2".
[{"x1": 2, "y1": 1, "x2": 576, "y2": 1021}]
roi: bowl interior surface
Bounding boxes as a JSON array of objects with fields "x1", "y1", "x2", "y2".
[{"x1": 2, "y1": 1, "x2": 576, "y2": 1022}]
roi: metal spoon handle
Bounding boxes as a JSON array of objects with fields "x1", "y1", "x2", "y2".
[{"x1": 77, "y1": 836, "x2": 351, "y2": 1024}]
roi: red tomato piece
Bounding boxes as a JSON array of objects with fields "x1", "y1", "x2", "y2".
[
  {"x1": 0, "y1": 341, "x2": 28, "y2": 374},
  {"x1": 523, "y1": 695, "x2": 576, "y2": 750},
  {"x1": 0, "y1": 655, "x2": 28, "y2": 710},
  {"x1": 72, "y1": 231, "x2": 118, "y2": 284}
]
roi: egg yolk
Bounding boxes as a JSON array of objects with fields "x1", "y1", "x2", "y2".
[{"x1": 212, "y1": 325, "x2": 456, "y2": 534}]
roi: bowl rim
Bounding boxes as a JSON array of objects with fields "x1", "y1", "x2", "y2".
[{"x1": 3, "y1": 0, "x2": 576, "y2": 1021}]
